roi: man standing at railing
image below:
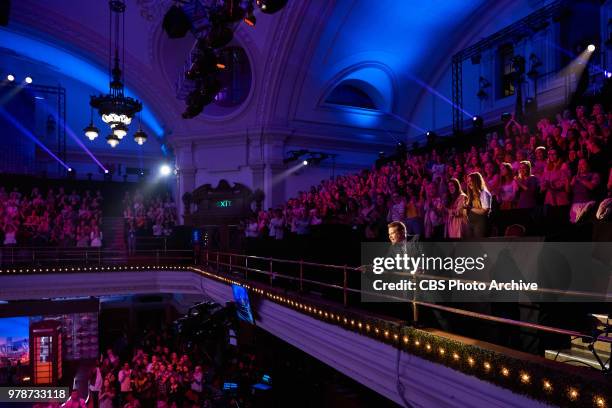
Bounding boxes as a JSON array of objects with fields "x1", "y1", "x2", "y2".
[
  {"x1": 387, "y1": 221, "x2": 420, "y2": 323},
  {"x1": 387, "y1": 221, "x2": 419, "y2": 259}
]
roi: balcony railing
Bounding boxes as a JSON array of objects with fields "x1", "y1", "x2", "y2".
[
  {"x1": 0, "y1": 246, "x2": 194, "y2": 266},
  {"x1": 201, "y1": 250, "x2": 612, "y2": 347}
]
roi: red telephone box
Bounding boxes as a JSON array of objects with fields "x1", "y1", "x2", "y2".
[{"x1": 30, "y1": 320, "x2": 62, "y2": 385}]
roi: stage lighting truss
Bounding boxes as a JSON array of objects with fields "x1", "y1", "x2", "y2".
[{"x1": 173, "y1": 0, "x2": 288, "y2": 118}]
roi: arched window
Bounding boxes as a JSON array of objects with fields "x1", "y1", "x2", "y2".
[{"x1": 325, "y1": 83, "x2": 378, "y2": 110}]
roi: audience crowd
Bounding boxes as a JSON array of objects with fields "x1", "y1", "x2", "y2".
[
  {"x1": 246, "y1": 104, "x2": 611, "y2": 240},
  {"x1": 0, "y1": 187, "x2": 103, "y2": 247},
  {"x1": 75, "y1": 328, "x2": 259, "y2": 408},
  {"x1": 123, "y1": 192, "x2": 177, "y2": 241}
]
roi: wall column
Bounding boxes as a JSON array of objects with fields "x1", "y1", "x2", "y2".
[
  {"x1": 248, "y1": 130, "x2": 287, "y2": 210},
  {"x1": 176, "y1": 168, "x2": 196, "y2": 224},
  {"x1": 175, "y1": 142, "x2": 196, "y2": 224}
]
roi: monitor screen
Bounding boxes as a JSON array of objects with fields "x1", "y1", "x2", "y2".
[
  {"x1": 231, "y1": 284, "x2": 254, "y2": 324},
  {"x1": 0, "y1": 317, "x2": 30, "y2": 365}
]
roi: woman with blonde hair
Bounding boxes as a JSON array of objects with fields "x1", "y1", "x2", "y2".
[
  {"x1": 445, "y1": 178, "x2": 468, "y2": 238},
  {"x1": 466, "y1": 172, "x2": 492, "y2": 238}
]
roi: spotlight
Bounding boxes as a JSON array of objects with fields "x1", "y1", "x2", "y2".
[
  {"x1": 302, "y1": 160, "x2": 309, "y2": 166},
  {"x1": 163, "y1": 5, "x2": 192, "y2": 39},
  {"x1": 587, "y1": 44, "x2": 596, "y2": 52},
  {"x1": 6, "y1": 74, "x2": 14, "y2": 81},
  {"x1": 67, "y1": 168, "x2": 73, "y2": 172},
  {"x1": 206, "y1": 25, "x2": 233, "y2": 49},
  {"x1": 256, "y1": 0, "x2": 287, "y2": 14},
  {"x1": 104, "y1": 169, "x2": 109, "y2": 174},
  {"x1": 24, "y1": 76, "x2": 32, "y2": 84},
  {"x1": 473, "y1": 115, "x2": 483, "y2": 128},
  {"x1": 283, "y1": 149, "x2": 308, "y2": 164},
  {"x1": 221, "y1": 0, "x2": 246, "y2": 23},
  {"x1": 160, "y1": 164, "x2": 172, "y2": 176},
  {"x1": 106, "y1": 134, "x2": 120, "y2": 148},
  {"x1": 244, "y1": 10, "x2": 256, "y2": 26}
]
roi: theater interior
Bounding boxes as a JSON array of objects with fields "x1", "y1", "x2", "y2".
[{"x1": 0, "y1": 0, "x2": 611, "y2": 407}]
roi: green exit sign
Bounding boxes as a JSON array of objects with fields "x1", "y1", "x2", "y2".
[{"x1": 216, "y1": 200, "x2": 233, "y2": 208}]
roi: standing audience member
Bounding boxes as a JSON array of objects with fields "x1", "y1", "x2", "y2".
[
  {"x1": 445, "y1": 178, "x2": 468, "y2": 239},
  {"x1": 466, "y1": 172, "x2": 492, "y2": 238}
]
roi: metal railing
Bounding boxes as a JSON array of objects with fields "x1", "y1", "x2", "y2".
[
  {"x1": 0, "y1": 248, "x2": 608, "y2": 346},
  {"x1": 0, "y1": 247, "x2": 194, "y2": 267},
  {"x1": 202, "y1": 250, "x2": 612, "y2": 345}
]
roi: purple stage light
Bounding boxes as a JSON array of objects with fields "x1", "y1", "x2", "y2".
[
  {"x1": 385, "y1": 112, "x2": 426, "y2": 133},
  {"x1": 0, "y1": 107, "x2": 71, "y2": 170},
  {"x1": 406, "y1": 73, "x2": 474, "y2": 118},
  {"x1": 32, "y1": 97, "x2": 109, "y2": 174}
]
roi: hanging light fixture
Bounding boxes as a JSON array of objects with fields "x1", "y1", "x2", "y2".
[
  {"x1": 106, "y1": 134, "x2": 120, "y2": 148},
  {"x1": 89, "y1": 0, "x2": 142, "y2": 146},
  {"x1": 112, "y1": 123, "x2": 128, "y2": 139},
  {"x1": 133, "y1": 113, "x2": 148, "y2": 145},
  {"x1": 83, "y1": 107, "x2": 99, "y2": 141}
]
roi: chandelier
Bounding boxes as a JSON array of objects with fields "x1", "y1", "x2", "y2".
[{"x1": 85, "y1": 0, "x2": 147, "y2": 147}]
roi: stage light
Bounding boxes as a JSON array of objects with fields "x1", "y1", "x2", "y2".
[
  {"x1": 568, "y1": 388, "x2": 579, "y2": 401},
  {"x1": 163, "y1": 5, "x2": 191, "y2": 39},
  {"x1": 67, "y1": 168, "x2": 73, "y2": 172},
  {"x1": 244, "y1": 10, "x2": 256, "y2": 26},
  {"x1": 473, "y1": 115, "x2": 483, "y2": 128},
  {"x1": 256, "y1": 0, "x2": 287, "y2": 14},
  {"x1": 587, "y1": 44, "x2": 596, "y2": 52},
  {"x1": 160, "y1": 164, "x2": 172, "y2": 176},
  {"x1": 24, "y1": 76, "x2": 32, "y2": 84},
  {"x1": 6, "y1": 74, "x2": 14, "y2": 81},
  {"x1": 302, "y1": 160, "x2": 309, "y2": 166},
  {"x1": 104, "y1": 169, "x2": 109, "y2": 174},
  {"x1": 207, "y1": 24, "x2": 233, "y2": 48}
]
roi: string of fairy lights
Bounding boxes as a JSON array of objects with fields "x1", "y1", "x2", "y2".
[{"x1": 1, "y1": 264, "x2": 609, "y2": 407}]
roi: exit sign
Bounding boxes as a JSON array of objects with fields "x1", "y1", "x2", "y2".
[{"x1": 216, "y1": 200, "x2": 233, "y2": 208}]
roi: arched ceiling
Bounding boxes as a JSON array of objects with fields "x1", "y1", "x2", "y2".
[{"x1": 3, "y1": 0, "x2": 551, "y2": 148}]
